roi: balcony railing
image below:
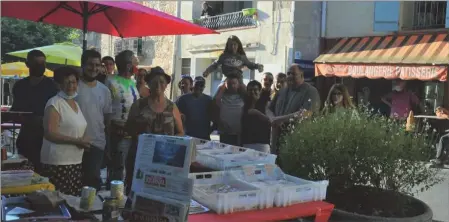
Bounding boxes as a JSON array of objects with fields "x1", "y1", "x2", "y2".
[{"x1": 195, "y1": 11, "x2": 257, "y2": 31}]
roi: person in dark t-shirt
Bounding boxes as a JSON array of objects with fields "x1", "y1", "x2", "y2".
[
  {"x1": 10, "y1": 50, "x2": 58, "y2": 172},
  {"x1": 176, "y1": 76, "x2": 213, "y2": 140},
  {"x1": 241, "y1": 80, "x2": 271, "y2": 153},
  {"x1": 260, "y1": 72, "x2": 274, "y2": 104}
]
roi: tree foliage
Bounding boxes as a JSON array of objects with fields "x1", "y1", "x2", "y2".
[{"x1": 1, "y1": 18, "x2": 80, "y2": 61}]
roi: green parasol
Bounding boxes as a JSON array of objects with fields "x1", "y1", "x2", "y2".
[{"x1": 6, "y1": 42, "x2": 82, "y2": 67}]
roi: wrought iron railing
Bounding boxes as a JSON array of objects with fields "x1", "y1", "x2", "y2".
[
  {"x1": 412, "y1": 1, "x2": 447, "y2": 30},
  {"x1": 195, "y1": 11, "x2": 257, "y2": 30}
]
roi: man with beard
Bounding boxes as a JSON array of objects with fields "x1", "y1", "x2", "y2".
[
  {"x1": 11, "y1": 50, "x2": 58, "y2": 173},
  {"x1": 272, "y1": 72, "x2": 287, "y2": 99},
  {"x1": 260, "y1": 72, "x2": 274, "y2": 103},
  {"x1": 105, "y1": 50, "x2": 139, "y2": 185},
  {"x1": 76, "y1": 49, "x2": 112, "y2": 190},
  {"x1": 176, "y1": 76, "x2": 213, "y2": 140}
]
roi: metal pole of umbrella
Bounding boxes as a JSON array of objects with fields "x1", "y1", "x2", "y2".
[
  {"x1": 82, "y1": 2, "x2": 89, "y2": 51},
  {"x1": 1, "y1": 78, "x2": 4, "y2": 106}
]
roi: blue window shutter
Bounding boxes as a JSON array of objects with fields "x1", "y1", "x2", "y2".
[
  {"x1": 373, "y1": 2, "x2": 400, "y2": 32},
  {"x1": 446, "y1": 0, "x2": 449, "y2": 28}
]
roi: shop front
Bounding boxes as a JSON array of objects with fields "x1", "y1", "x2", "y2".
[{"x1": 314, "y1": 32, "x2": 449, "y2": 116}]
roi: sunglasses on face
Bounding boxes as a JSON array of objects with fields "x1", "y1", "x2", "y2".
[
  {"x1": 247, "y1": 87, "x2": 260, "y2": 92},
  {"x1": 332, "y1": 91, "x2": 342, "y2": 96}
]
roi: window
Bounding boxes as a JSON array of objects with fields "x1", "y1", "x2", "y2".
[
  {"x1": 424, "y1": 81, "x2": 444, "y2": 114},
  {"x1": 114, "y1": 38, "x2": 143, "y2": 56},
  {"x1": 181, "y1": 58, "x2": 191, "y2": 75},
  {"x1": 274, "y1": 1, "x2": 291, "y2": 10},
  {"x1": 114, "y1": 41, "x2": 122, "y2": 55},
  {"x1": 402, "y1": 1, "x2": 447, "y2": 30},
  {"x1": 413, "y1": 1, "x2": 447, "y2": 30},
  {"x1": 206, "y1": 1, "x2": 252, "y2": 15}
]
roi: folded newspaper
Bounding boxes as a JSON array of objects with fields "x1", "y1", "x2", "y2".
[
  {"x1": 132, "y1": 172, "x2": 193, "y2": 202},
  {"x1": 132, "y1": 192, "x2": 189, "y2": 222},
  {"x1": 131, "y1": 174, "x2": 192, "y2": 222}
]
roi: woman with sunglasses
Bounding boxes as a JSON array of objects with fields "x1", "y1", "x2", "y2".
[{"x1": 323, "y1": 83, "x2": 355, "y2": 114}]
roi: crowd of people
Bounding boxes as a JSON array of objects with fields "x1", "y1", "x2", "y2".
[{"x1": 11, "y1": 35, "x2": 427, "y2": 197}]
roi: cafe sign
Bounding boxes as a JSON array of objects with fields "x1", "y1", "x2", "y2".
[{"x1": 315, "y1": 63, "x2": 448, "y2": 81}]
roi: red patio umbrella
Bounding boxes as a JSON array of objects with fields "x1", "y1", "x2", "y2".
[{"x1": 1, "y1": 1, "x2": 217, "y2": 50}]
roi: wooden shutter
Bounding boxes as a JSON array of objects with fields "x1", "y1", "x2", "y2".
[{"x1": 373, "y1": 2, "x2": 400, "y2": 32}]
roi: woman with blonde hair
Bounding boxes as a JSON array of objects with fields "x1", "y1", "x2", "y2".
[{"x1": 323, "y1": 84, "x2": 355, "y2": 114}]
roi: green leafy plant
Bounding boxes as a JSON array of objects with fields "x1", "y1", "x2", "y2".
[{"x1": 280, "y1": 109, "x2": 443, "y2": 216}]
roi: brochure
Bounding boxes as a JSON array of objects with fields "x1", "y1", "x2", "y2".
[{"x1": 130, "y1": 134, "x2": 195, "y2": 222}]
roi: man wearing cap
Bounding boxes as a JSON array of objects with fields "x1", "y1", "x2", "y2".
[{"x1": 176, "y1": 76, "x2": 213, "y2": 140}]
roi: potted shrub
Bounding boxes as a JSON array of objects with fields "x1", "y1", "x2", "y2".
[
  {"x1": 280, "y1": 109, "x2": 443, "y2": 221},
  {"x1": 192, "y1": 18, "x2": 201, "y2": 25}
]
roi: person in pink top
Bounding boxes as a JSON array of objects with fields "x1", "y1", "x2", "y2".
[{"x1": 381, "y1": 80, "x2": 423, "y2": 120}]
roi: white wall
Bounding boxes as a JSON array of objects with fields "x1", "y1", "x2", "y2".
[
  {"x1": 325, "y1": 1, "x2": 377, "y2": 38},
  {"x1": 181, "y1": 1, "x2": 293, "y2": 74},
  {"x1": 191, "y1": 58, "x2": 215, "y2": 95}
]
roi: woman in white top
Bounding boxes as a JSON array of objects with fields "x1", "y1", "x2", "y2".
[{"x1": 40, "y1": 66, "x2": 90, "y2": 196}]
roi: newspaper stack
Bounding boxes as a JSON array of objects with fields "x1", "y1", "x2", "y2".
[{"x1": 130, "y1": 134, "x2": 195, "y2": 222}]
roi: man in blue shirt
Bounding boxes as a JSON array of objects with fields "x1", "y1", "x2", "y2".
[{"x1": 176, "y1": 76, "x2": 213, "y2": 140}]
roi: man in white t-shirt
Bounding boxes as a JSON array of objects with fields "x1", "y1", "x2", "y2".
[
  {"x1": 76, "y1": 49, "x2": 112, "y2": 190},
  {"x1": 105, "y1": 50, "x2": 138, "y2": 185}
]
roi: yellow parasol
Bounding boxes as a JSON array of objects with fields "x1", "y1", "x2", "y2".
[{"x1": 1, "y1": 62, "x2": 53, "y2": 78}]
